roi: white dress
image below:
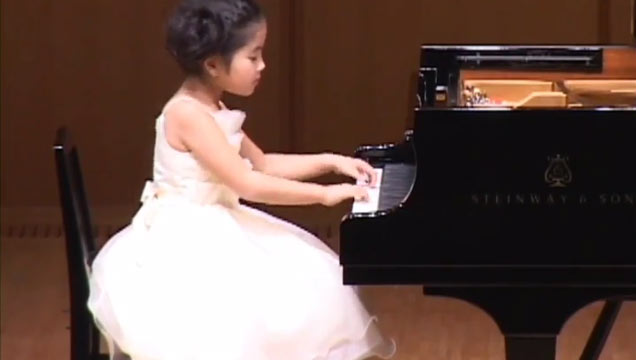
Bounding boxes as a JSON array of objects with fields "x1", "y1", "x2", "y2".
[{"x1": 87, "y1": 96, "x2": 396, "y2": 360}]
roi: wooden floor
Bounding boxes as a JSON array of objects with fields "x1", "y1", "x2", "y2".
[{"x1": 2, "y1": 234, "x2": 635, "y2": 360}]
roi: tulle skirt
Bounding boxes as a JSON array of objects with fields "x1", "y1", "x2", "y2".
[{"x1": 88, "y1": 196, "x2": 396, "y2": 360}]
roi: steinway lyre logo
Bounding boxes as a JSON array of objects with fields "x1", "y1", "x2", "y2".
[{"x1": 544, "y1": 154, "x2": 572, "y2": 188}]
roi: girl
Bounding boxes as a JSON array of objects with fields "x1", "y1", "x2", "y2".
[{"x1": 87, "y1": 0, "x2": 396, "y2": 359}]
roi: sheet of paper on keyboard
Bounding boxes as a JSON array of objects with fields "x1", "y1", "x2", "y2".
[{"x1": 351, "y1": 168, "x2": 382, "y2": 213}]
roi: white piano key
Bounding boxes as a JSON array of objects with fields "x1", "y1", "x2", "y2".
[{"x1": 352, "y1": 168, "x2": 383, "y2": 213}]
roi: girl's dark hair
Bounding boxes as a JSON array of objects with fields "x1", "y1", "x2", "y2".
[{"x1": 166, "y1": 0, "x2": 264, "y2": 75}]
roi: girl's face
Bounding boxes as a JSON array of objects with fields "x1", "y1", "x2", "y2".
[{"x1": 206, "y1": 20, "x2": 267, "y2": 97}]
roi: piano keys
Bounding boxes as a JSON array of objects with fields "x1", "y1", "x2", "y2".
[
  {"x1": 351, "y1": 163, "x2": 417, "y2": 214},
  {"x1": 351, "y1": 130, "x2": 417, "y2": 214},
  {"x1": 352, "y1": 168, "x2": 382, "y2": 213},
  {"x1": 341, "y1": 45, "x2": 636, "y2": 360}
]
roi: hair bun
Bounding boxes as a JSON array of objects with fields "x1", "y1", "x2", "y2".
[{"x1": 190, "y1": 7, "x2": 225, "y2": 51}]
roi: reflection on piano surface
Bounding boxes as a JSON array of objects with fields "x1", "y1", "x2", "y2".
[{"x1": 341, "y1": 45, "x2": 636, "y2": 360}]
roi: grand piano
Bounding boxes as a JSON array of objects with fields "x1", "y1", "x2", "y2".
[{"x1": 341, "y1": 45, "x2": 636, "y2": 360}]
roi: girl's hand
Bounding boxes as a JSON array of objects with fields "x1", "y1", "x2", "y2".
[
  {"x1": 321, "y1": 184, "x2": 369, "y2": 206},
  {"x1": 330, "y1": 154, "x2": 378, "y2": 186}
]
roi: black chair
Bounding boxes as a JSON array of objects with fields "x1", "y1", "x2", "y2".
[{"x1": 53, "y1": 127, "x2": 129, "y2": 360}]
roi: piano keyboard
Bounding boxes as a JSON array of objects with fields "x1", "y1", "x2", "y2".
[
  {"x1": 352, "y1": 169, "x2": 383, "y2": 213},
  {"x1": 352, "y1": 163, "x2": 416, "y2": 213}
]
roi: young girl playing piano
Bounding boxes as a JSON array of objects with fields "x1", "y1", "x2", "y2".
[{"x1": 87, "y1": 0, "x2": 396, "y2": 359}]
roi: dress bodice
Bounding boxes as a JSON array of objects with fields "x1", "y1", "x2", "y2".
[{"x1": 141, "y1": 97, "x2": 249, "y2": 207}]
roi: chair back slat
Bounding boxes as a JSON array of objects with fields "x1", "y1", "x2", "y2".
[{"x1": 53, "y1": 127, "x2": 102, "y2": 360}]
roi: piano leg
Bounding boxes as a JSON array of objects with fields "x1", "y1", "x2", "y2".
[
  {"x1": 423, "y1": 287, "x2": 632, "y2": 360},
  {"x1": 579, "y1": 300, "x2": 623, "y2": 360},
  {"x1": 506, "y1": 335, "x2": 556, "y2": 360}
]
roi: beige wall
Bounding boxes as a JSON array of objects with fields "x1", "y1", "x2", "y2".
[{"x1": 1, "y1": 0, "x2": 634, "y2": 210}]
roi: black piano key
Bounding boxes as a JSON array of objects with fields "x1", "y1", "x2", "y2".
[{"x1": 378, "y1": 163, "x2": 416, "y2": 210}]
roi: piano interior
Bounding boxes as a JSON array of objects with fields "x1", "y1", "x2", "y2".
[
  {"x1": 458, "y1": 48, "x2": 636, "y2": 108},
  {"x1": 461, "y1": 79, "x2": 636, "y2": 108}
]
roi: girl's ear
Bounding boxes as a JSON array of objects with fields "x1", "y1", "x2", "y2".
[{"x1": 203, "y1": 56, "x2": 225, "y2": 77}]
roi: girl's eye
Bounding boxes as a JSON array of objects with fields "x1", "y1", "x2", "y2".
[{"x1": 249, "y1": 56, "x2": 258, "y2": 62}]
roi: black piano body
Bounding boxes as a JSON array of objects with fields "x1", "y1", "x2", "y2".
[{"x1": 340, "y1": 45, "x2": 636, "y2": 360}]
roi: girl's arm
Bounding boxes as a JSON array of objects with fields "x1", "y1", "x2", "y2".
[
  {"x1": 240, "y1": 134, "x2": 377, "y2": 185},
  {"x1": 165, "y1": 102, "x2": 367, "y2": 206},
  {"x1": 240, "y1": 135, "x2": 332, "y2": 180}
]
